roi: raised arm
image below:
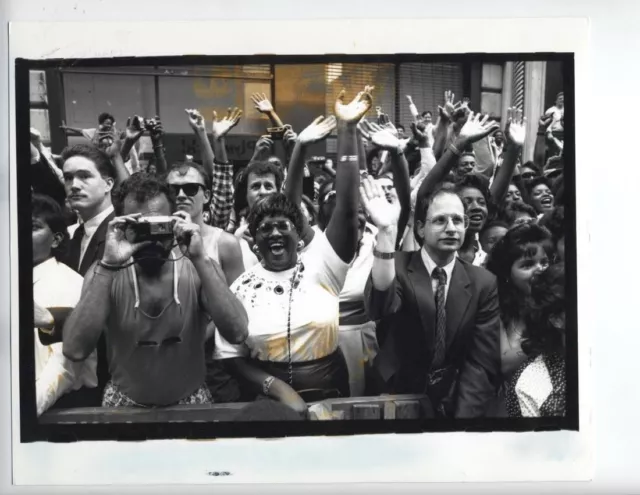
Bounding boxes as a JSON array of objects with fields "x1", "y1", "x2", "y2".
[
  {"x1": 119, "y1": 116, "x2": 146, "y2": 163},
  {"x1": 63, "y1": 214, "x2": 147, "y2": 362},
  {"x1": 145, "y1": 117, "x2": 168, "y2": 175},
  {"x1": 416, "y1": 112, "x2": 500, "y2": 210},
  {"x1": 209, "y1": 108, "x2": 242, "y2": 229},
  {"x1": 59, "y1": 121, "x2": 84, "y2": 137},
  {"x1": 361, "y1": 120, "x2": 411, "y2": 249},
  {"x1": 326, "y1": 86, "x2": 374, "y2": 263},
  {"x1": 490, "y1": 108, "x2": 526, "y2": 204},
  {"x1": 251, "y1": 92, "x2": 284, "y2": 128},
  {"x1": 105, "y1": 132, "x2": 130, "y2": 187},
  {"x1": 185, "y1": 108, "x2": 215, "y2": 174}
]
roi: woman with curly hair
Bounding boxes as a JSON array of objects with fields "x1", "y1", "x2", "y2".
[
  {"x1": 485, "y1": 223, "x2": 555, "y2": 380},
  {"x1": 506, "y1": 262, "x2": 566, "y2": 417}
]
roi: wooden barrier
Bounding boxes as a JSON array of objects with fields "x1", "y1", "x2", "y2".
[{"x1": 40, "y1": 395, "x2": 428, "y2": 424}]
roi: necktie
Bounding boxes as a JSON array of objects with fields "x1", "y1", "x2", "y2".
[
  {"x1": 67, "y1": 223, "x2": 86, "y2": 271},
  {"x1": 432, "y1": 267, "x2": 448, "y2": 369}
]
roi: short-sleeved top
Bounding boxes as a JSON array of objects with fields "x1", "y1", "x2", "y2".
[
  {"x1": 215, "y1": 231, "x2": 349, "y2": 363},
  {"x1": 106, "y1": 254, "x2": 208, "y2": 405}
]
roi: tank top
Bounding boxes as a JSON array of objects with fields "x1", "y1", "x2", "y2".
[{"x1": 107, "y1": 252, "x2": 207, "y2": 405}]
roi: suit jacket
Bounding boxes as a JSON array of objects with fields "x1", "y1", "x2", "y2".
[
  {"x1": 65, "y1": 211, "x2": 115, "y2": 277},
  {"x1": 364, "y1": 251, "x2": 501, "y2": 418}
]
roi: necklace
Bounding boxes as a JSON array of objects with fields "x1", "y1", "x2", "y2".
[{"x1": 286, "y1": 260, "x2": 302, "y2": 386}]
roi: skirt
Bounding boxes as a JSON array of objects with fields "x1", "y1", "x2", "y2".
[{"x1": 253, "y1": 348, "x2": 350, "y2": 402}]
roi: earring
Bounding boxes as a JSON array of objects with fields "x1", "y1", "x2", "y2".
[
  {"x1": 297, "y1": 240, "x2": 305, "y2": 251},
  {"x1": 252, "y1": 244, "x2": 259, "y2": 254}
]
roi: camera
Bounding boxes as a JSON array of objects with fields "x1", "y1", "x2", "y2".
[
  {"x1": 127, "y1": 216, "x2": 175, "y2": 243},
  {"x1": 267, "y1": 126, "x2": 286, "y2": 140}
]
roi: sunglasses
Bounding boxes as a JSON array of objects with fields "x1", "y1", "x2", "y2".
[
  {"x1": 169, "y1": 183, "x2": 205, "y2": 197},
  {"x1": 257, "y1": 220, "x2": 294, "y2": 236}
]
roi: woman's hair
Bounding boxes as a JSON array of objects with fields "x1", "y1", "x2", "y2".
[
  {"x1": 247, "y1": 193, "x2": 305, "y2": 239},
  {"x1": 111, "y1": 172, "x2": 176, "y2": 216},
  {"x1": 32, "y1": 193, "x2": 70, "y2": 262},
  {"x1": 234, "y1": 160, "x2": 284, "y2": 218},
  {"x1": 454, "y1": 173, "x2": 497, "y2": 222},
  {"x1": 538, "y1": 206, "x2": 565, "y2": 244},
  {"x1": 499, "y1": 201, "x2": 538, "y2": 225},
  {"x1": 485, "y1": 223, "x2": 555, "y2": 322},
  {"x1": 521, "y1": 262, "x2": 566, "y2": 357},
  {"x1": 60, "y1": 144, "x2": 116, "y2": 181}
]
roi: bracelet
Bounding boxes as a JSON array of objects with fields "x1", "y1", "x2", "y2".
[
  {"x1": 373, "y1": 249, "x2": 395, "y2": 260},
  {"x1": 98, "y1": 260, "x2": 122, "y2": 271},
  {"x1": 38, "y1": 325, "x2": 55, "y2": 336},
  {"x1": 339, "y1": 155, "x2": 358, "y2": 163},
  {"x1": 448, "y1": 143, "x2": 462, "y2": 156},
  {"x1": 263, "y1": 376, "x2": 276, "y2": 396}
]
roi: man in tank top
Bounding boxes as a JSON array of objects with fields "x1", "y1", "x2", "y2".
[{"x1": 62, "y1": 173, "x2": 248, "y2": 407}]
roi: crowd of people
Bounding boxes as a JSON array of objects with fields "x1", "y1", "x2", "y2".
[{"x1": 29, "y1": 79, "x2": 567, "y2": 420}]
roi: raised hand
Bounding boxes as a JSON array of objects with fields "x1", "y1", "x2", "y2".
[
  {"x1": 185, "y1": 108, "x2": 206, "y2": 132},
  {"x1": 104, "y1": 133, "x2": 123, "y2": 159},
  {"x1": 442, "y1": 90, "x2": 456, "y2": 117},
  {"x1": 457, "y1": 111, "x2": 500, "y2": 146},
  {"x1": 212, "y1": 107, "x2": 242, "y2": 139},
  {"x1": 406, "y1": 95, "x2": 414, "y2": 105},
  {"x1": 334, "y1": 86, "x2": 374, "y2": 124},
  {"x1": 297, "y1": 115, "x2": 337, "y2": 145},
  {"x1": 504, "y1": 107, "x2": 526, "y2": 147},
  {"x1": 124, "y1": 116, "x2": 145, "y2": 142},
  {"x1": 360, "y1": 121, "x2": 401, "y2": 150},
  {"x1": 101, "y1": 214, "x2": 152, "y2": 266},
  {"x1": 251, "y1": 93, "x2": 274, "y2": 114},
  {"x1": 410, "y1": 121, "x2": 433, "y2": 148},
  {"x1": 251, "y1": 135, "x2": 274, "y2": 161},
  {"x1": 144, "y1": 117, "x2": 164, "y2": 141},
  {"x1": 172, "y1": 211, "x2": 205, "y2": 259},
  {"x1": 359, "y1": 175, "x2": 401, "y2": 230}
]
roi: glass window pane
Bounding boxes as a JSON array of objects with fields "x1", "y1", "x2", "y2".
[
  {"x1": 29, "y1": 70, "x2": 48, "y2": 105},
  {"x1": 30, "y1": 109, "x2": 51, "y2": 143}
]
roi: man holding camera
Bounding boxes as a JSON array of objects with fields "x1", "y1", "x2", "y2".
[{"x1": 63, "y1": 173, "x2": 249, "y2": 407}]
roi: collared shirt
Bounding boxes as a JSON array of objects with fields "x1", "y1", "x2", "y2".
[
  {"x1": 420, "y1": 248, "x2": 456, "y2": 304},
  {"x1": 68, "y1": 205, "x2": 114, "y2": 268},
  {"x1": 33, "y1": 257, "x2": 98, "y2": 416},
  {"x1": 209, "y1": 161, "x2": 235, "y2": 230}
]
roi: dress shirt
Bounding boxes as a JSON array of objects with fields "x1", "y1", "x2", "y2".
[{"x1": 420, "y1": 248, "x2": 456, "y2": 304}]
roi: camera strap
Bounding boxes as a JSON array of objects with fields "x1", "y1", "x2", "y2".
[{"x1": 130, "y1": 251, "x2": 181, "y2": 311}]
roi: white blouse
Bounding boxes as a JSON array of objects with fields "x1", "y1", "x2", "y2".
[{"x1": 215, "y1": 232, "x2": 349, "y2": 362}]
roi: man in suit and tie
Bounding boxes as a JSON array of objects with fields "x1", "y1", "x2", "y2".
[
  {"x1": 45, "y1": 144, "x2": 117, "y2": 407},
  {"x1": 361, "y1": 177, "x2": 500, "y2": 419},
  {"x1": 61, "y1": 144, "x2": 116, "y2": 276}
]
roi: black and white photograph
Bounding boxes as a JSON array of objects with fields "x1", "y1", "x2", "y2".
[
  {"x1": 6, "y1": 16, "x2": 594, "y2": 488},
  {"x1": 20, "y1": 53, "x2": 576, "y2": 429}
]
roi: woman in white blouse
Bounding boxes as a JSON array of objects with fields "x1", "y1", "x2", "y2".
[{"x1": 215, "y1": 87, "x2": 374, "y2": 416}]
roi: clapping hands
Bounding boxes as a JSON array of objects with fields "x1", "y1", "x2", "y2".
[
  {"x1": 297, "y1": 116, "x2": 337, "y2": 145},
  {"x1": 335, "y1": 86, "x2": 374, "y2": 124},
  {"x1": 212, "y1": 107, "x2": 242, "y2": 139}
]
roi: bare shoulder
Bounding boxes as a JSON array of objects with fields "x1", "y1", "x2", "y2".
[{"x1": 217, "y1": 230, "x2": 242, "y2": 252}]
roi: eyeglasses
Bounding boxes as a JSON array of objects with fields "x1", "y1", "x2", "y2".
[
  {"x1": 169, "y1": 183, "x2": 205, "y2": 197},
  {"x1": 425, "y1": 214, "x2": 469, "y2": 231},
  {"x1": 257, "y1": 220, "x2": 294, "y2": 236}
]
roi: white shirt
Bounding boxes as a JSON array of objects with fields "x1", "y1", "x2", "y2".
[
  {"x1": 33, "y1": 257, "x2": 98, "y2": 416},
  {"x1": 215, "y1": 231, "x2": 349, "y2": 362},
  {"x1": 420, "y1": 248, "x2": 456, "y2": 304},
  {"x1": 68, "y1": 205, "x2": 114, "y2": 268}
]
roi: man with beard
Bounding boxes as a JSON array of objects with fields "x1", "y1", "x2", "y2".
[{"x1": 62, "y1": 174, "x2": 248, "y2": 407}]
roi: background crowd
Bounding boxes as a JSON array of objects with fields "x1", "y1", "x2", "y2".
[{"x1": 29, "y1": 78, "x2": 568, "y2": 420}]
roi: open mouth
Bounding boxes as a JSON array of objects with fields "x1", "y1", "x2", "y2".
[
  {"x1": 541, "y1": 197, "x2": 554, "y2": 208},
  {"x1": 268, "y1": 241, "x2": 286, "y2": 256},
  {"x1": 469, "y1": 213, "x2": 484, "y2": 223}
]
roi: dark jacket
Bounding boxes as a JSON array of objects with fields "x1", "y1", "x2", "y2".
[{"x1": 365, "y1": 252, "x2": 501, "y2": 418}]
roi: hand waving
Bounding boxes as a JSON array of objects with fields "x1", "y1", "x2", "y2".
[
  {"x1": 124, "y1": 116, "x2": 145, "y2": 142},
  {"x1": 359, "y1": 175, "x2": 400, "y2": 230},
  {"x1": 457, "y1": 112, "x2": 500, "y2": 146},
  {"x1": 360, "y1": 121, "x2": 401, "y2": 150},
  {"x1": 297, "y1": 115, "x2": 337, "y2": 145},
  {"x1": 504, "y1": 107, "x2": 526, "y2": 147},
  {"x1": 251, "y1": 93, "x2": 274, "y2": 114},
  {"x1": 185, "y1": 108, "x2": 206, "y2": 132},
  {"x1": 335, "y1": 86, "x2": 374, "y2": 124},
  {"x1": 212, "y1": 107, "x2": 242, "y2": 139}
]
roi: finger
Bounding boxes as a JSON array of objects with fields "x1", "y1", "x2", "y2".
[
  {"x1": 337, "y1": 89, "x2": 346, "y2": 103},
  {"x1": 361, "y1": 175, "x2": 375, "y2": 199},
  {"x1": 126, "y1": 117, "x2": 131, "y2": 128},
  {"x1": 480, "y1": 114, "x2": 490, "y2": 126},
  {"x1": 450, "y1": 92, "x2": 455, "y2": 102},
  {"x1": 213, "y1": 110, "x2": 218, "y2": 121},
  {"x1": 311, "y1": 115, "x2": 325, "y2": 126},
  {"x1": 521, "y1": 116, "x2": 527, "y2": 129},
  {"x1": 262, "y1": 93, "x2": 268, "y2": 101}
]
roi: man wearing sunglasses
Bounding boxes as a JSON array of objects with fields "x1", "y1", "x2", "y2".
[
  {"x1": 166, "y1": 161, "x2": 246, "y2": 403},
  {"x1": 363, "y1": 183, "x2": 501, "y2": 419}
]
